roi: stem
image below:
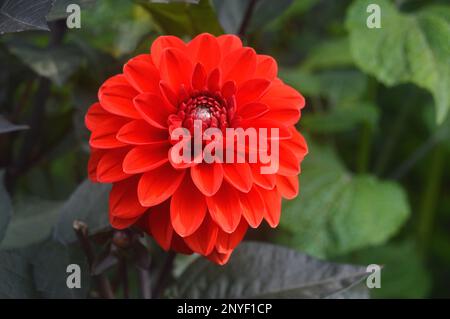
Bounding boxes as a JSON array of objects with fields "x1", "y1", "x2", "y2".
[
  {"x1": 390, "y1": 125, "x2": 448, "y2": 180},
  {"x1": 152, "y1": 251, "x2": 176, "y2": 298},
  {"x1": 238, "y1": 0, "x2": 258, "y2": 38},
  {"x1": 374, "y1": 99, "x2": 410, "y2": 176},
  {"x1": 118, "y1": 258, "x2": 129, "y2": 299},
  {"x1": 137, "y1": 267, "x2": 152, "y2": 299},
  {"x1": 417, "y1": 145, "x2": 445, "y2": 255},
  {"x1": 73, "y1": 221, "x2": 115, "y2": 299}
]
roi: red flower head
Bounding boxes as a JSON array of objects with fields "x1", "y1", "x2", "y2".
[{"x1": 85, "y1": 33, "x2": 308, "y2": 265}]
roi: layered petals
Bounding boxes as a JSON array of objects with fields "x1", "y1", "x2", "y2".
[{"x1": 85, "y1": 33, "x2": 307, "y2": 265}]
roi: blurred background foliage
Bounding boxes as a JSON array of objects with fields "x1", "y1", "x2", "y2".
[{"x1": 0, "y1": 0, "x2": 449, "y2": 298}]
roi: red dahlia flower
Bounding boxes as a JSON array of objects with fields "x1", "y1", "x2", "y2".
[{"x1": 85, "y1": 33, "x2": 308, "y2": 265}]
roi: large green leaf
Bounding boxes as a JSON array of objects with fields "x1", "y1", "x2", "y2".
[
  {"x1": 54, "y1": 179, "x2": 111, "y2": 244},
  {"x1": 0, "y1": 239, "x2": 90, "y2": 298},
  {"x1": 346, "y1": 0, "x2": 450, "y2": 123},
  {"x1": 0, "y1": 199, "x2": 62, "y2": 250},
  {"x1": 301, "y1": 101, "x2": 379, "y2": 133},
  {"x1": 0, "y1": 250, "x2": 35, "y2": 298},
  {"x1": 31, "y1": 239, "x2": 90, "y2": 298},
  {"x1": 0, "y1": 0, "x2": 54, "y2": 34},
  {"x1": 175, "y1": 242, "x2": 369, "y2": 298},
  {"x1": 0, "y1": 170, "x2": 12, "y2": 244},
  {"x1": 279, "y1": 142, "x2": 410, "y2": 258},
  {"x1": 138, "y1": 0, "x2": 223, "y2": 37},
  {"x1": 7, "y1": 41, "x2": 84, "y2": 85},
  {"x1": 343, "y1": 241, "x2": 431, "y2": 298},
  {"x1": 301, "y1": 38, "x2": 354, "y2": 72}
]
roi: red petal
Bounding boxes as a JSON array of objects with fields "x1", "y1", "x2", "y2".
[
  {"x1": 276, "y1": 174, "x2": 299, "y2": 199},
  {"x1": 236, "y1": 102, "x2": 269, "y2": 121},
  {"x1": 250, "y1": 163, "x2": 276, "y2": 190},
  {"x1": 221, "y1": 80, "x2": 236, "y2": 99},
  {"x1": 122, "y1": 143, "x2": 170, "y2": 174},
  {"x1": 159, "y1": 81, "x2": 179, "y2": 107},
  {"x1": 89, "y1": 116, "x2": 128, "y2": 149},
  {"x1": 236, "y1": 78, "x2": 271, "y2": 106},
  {"x1": 207, "y1": 249, "x2": 232, "y2": 265},
  {"x1": 123, "y1": 54, "x2": 160, "y2": 93},
  {"x1": 259, "y1": 82, "x2": 305, "y2": 111},
  {"x1": 99, "y1": 75, "x2": 140, "y2": 119},
  {"x1": 284, "y1": 127, "x2": 308, "y2": 161},
  {"x1": 222, "y1": 162, "x2": 252, "y2": 193},
  {"x1": 184, "y1": 215, "x2": 219, "y2": 256},
  {"x1": 147, "y1": 201, "x2": 173, "y2": 251},
  {"x1": 110, "y1": 214, "x2": 141, "y2": 230},
  {"x1": 151, "y1": 35, "x2": 186, "y2": 67},
  {"x1": 85, "y1": 103, "x2": 110, "y2": 131},
  {"x1": 278, "y1": 142, "x2": 301, "y2": 176},
  {"x1": 221, "y1": 48, "x2": 257, "y2": 86},
  {"x1": 109, "y1": 176, "x2": 147, "y2": 219},
  {"x1": 241, "y1": 118, "x2": 292, "y2": 140},
  {"x1": 170, "y1": 175, "x2": 207, "y2": 237},
  {"x1": 191, "y1": 63, "x2": 207, "y2": 91},
  {"x1": 88, "y1": 148, "x2": 105, "y2": 182},
  {"x1": 134, "y1": 93, "x2": 175, "y2": 129},
  {"x1": 266, "y1": 108, "x2": 301, "y2": 125},
  {"x1": 255, "y1": 55, "x2": 278, "y2": 80},
  {"x1": 207, "y1": 68, "x2": 221, "y2": 92},
  {"x1": 187, "y1": 33, "x2": 221, "y2": 73},
  {"x1": 239, "y1": 187, "x2": 265, "y2": 228},
  {"x1": 217, "y1": 34, "x2": 242, "y2": 57},
  {"x1": 258, "y1": 187, "x2": 282, "y2": 227},
  {"x1": 96, "y1": 147, "x2": 130, "y2": 182},
  {"x1": 171, "y1": 234, "x2": 193, "y2": 255},
  {"x1": 206, "y1": 181, "x2": 242, "y2": 233},
  {"x1": 215, "y1": 218, "x2": 248, "y2": 254},
  {"x1": 190, "y1": 162, "x2": 223, "y2": 196},
  {"x1": 138, "y1": 163, "x2": 186, "y2": 207},
  {"x1": 159, "y1": 48, "x2": 193, "y2": 92},
  {"x1": 117, "y1": 120, "x2": 168, "y2": 145}
]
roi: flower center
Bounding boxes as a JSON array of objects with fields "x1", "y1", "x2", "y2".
[{"x1": 178, "y1": 93, "x2": 229, "y2": 132}]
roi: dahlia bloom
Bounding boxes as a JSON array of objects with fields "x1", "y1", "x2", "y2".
[{"x1": 85, "y1": 33, "x2": 307, "y2": 265}]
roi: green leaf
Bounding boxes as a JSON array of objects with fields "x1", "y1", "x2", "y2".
[
  {"x1": 54, "y1": 179, "x2": 111, "y2": 244},
  {"x1": 346, "y1": 0, "x2": 450, "y2": 123},
  {"x1": 138, "y1": 0, "x2": 223, "y2": 37},
  {"x1": 302, "y1": 101, "x2": 379, "y2": 133},
  {"x1": 175, "y1": 242, "x2": 369, "y2": 298},
  {"x1": 0, "y1": 0, "x2": 54, "y2": 35},
  {"x1": 301, "y1": 37, "x2": 354, "y2": 72},
  {"x1": 0, "y1": 250, "x2": 35, "y2": 298},
  {"x1": 0, "y1": 170, "x2": 12, "y2": 244},
  {"x1": 345, "y1": 241, "x2": 431, "y2": 298},
  {"x1": 279, "y1": 141, "x2": 410, "y2": 258},
  {"x1": 0, "y1": 239, "x2": 90, "y2": 298},
  {"x1": 280, "y1": 69, "x2": 321, "y2": 96},
  {"x1": 281, "y1": 69, "x2": 368, "y2": 104},
  {"x1": 31, "y1": 239, "x2": 90, "y2": 298},
  {"x1": 7, "y1": 41, "x2": 84, "y2": 85},
  {"x1": 0, "y1": 115, "x2": 28, "y2": 134},
  {"x1": 0, "y1": 198, "x2": 62, "y2": 250}
]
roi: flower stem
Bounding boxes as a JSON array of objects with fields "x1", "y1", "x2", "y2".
[
  {"x1": 417, "y1": 144, "x2": 445, "y2": 255},
  {"x1": 152, "y1": 251, "x2": 176, "y2": 298},
  {"x1": 73, "y1": 220, "x2": 115, "y2": 299}
]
